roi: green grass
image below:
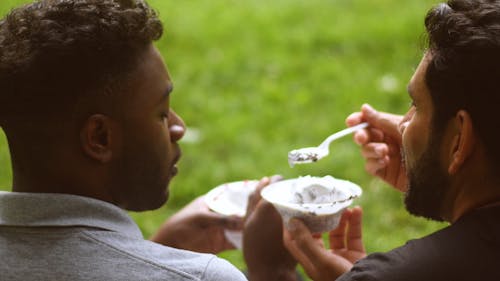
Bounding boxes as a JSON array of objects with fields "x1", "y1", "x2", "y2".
[{"x1": 0, "y1": 0, "x2": 446, "y2": 279}]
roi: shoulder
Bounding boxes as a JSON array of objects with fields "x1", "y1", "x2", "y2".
[
  {"x1": 85, "y1": 230, "x2": 247, "y2": 281},
  {"x1": 337, "y1": 214, "x2": 500, "y2": 281},
  {"x1": 203, "y1": 255, "x2": 248, "y2": 281},
  {"x1": 336, "y1": 238, "x2": 445, "y2": 281}
]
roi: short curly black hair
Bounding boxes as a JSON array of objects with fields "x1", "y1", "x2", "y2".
[
  {"x1": 0, "y1": 0, "x2": 163, "y2": 125},
  {"x1": 424, "y1": 0, "x2": 500, "y2": 172}
]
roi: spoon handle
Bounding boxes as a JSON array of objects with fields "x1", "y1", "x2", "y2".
[{"x1": 319, "y1": 122, "x2": 369, "y2": 150}]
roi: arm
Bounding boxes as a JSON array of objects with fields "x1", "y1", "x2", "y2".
[
  {"x1": 346, "y1": 104, "x2": 407, "y2": 192},
  {"x1": 284, "y1": 207, "x2": 366, "y2": 281},
  {"x1": 151, "y1": 196, "x2": 243, "y2": 254},
  {"x1": 243, "y1": 176, "x2": 298, "y2": 281}
]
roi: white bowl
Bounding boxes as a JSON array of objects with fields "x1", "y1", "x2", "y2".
[
  {"x1": 204, "y1": 180, "x2": 258, "y2": 248},
  {"x1": 261, "y1": 175, "x2": 362, "y2": 233}
]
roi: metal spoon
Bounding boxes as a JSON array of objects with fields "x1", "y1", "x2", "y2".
[{"x1": 288, "y1": 122, "x2": 369, "y2": 167}]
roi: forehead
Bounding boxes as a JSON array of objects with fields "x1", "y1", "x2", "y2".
[
  {"x1": 123, "y1": 45, "x2": 172, "y2": 107},
  {"x1": 408, "y1": 54, "x2": 431, "y2": 101}
]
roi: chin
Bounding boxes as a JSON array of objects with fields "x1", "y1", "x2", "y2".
[
  {"x1": 148, "y1": 189, "x2": 170, "y2": 210},
  {"x1": 122, "y1": 189, "x2": 169, "y2": 212}
]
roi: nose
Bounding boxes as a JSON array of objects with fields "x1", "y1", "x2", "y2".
[{"x1": 168, "y1": 109, "x2": 186, "y2": 142}]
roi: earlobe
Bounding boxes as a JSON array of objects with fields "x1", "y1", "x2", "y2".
[
  {"x1": 80, "y1": 114, "x2": 113, "y2": 163},
  {"x1": 448, "y1": 110, "x2": 475, "y2": 175}
]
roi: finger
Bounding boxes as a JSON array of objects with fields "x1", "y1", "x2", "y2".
[
  {"x1": 329, "y1": 209, "x2": 351, "y2": 249},
  {"x1": 345, "y1": 112, "x2": 363, "y2": 127},
  {"x1": 312, "y1": 233, "x2": 322, "y2": 239},
  {"x1": 254, "y1": 176, "x2": 271, "y2": 196},
  {"x1": 353, "y1": 127, "x2": 386, "y2": 146},
  {"x1": 346, "y1": 207, "x2": 365, "y2": 252},
  {"x1": 246, "y1": 177, "x2": 270, "y2": 217},
  {"x1": 287, "y1": 218, "x2": 327, "y2": 262},
  {"x1": 194, "y1": 211, "x2": 244, "y2": 230},
  {"x1": 368, "y1": 127, "x2": 386, "y2": 142},
  {"x1": 365, "y1": 158, "x2": 388, "y2": 175},
  {"x1": 269, "y1": 174, "x2": 284, "y2": 184},
  {"x1": 246, "y1": 175, "x2": 280, "y2": 218},
  {"x1": 286, "y1": 219, "x2": 335, "y2": 280},
  {"x1": 283, "y1": 228, "x2": 318, "y2": 276},
  {"x1": 224, "y1": 215, "x2": 245, "y2": 230},
  {"x1": 360, "y1": 143, "x2": 389, "y2": 159},
  {"x1": 361, "y1": 104, "x2": 402, "y2": 141},
  {"x1": 352, "y1": 129, "x2": 369, "y2": 145}
]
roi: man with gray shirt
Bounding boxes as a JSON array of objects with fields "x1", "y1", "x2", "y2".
[{"x1": 0, "y1": 0, "x2": 296, "y2": 280}]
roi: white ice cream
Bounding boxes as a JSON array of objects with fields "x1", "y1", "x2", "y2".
[
  {"x1": 260, "y1": 175, "x2": 362, "y2": 233},
  {"x1": 292, "y1": 183, "x2": 342, "y2": 204}
]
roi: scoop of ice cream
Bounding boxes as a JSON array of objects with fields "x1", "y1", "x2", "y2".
[
  {"x1": 290, "y1": 175, "x2": 344, "y2": 204},
  {"x1": 261, "y1": 175, "x2": 362, "y2": 233},
  {"x1": 292, "y1": 183, "x2": 342, "y2": 204},
  {"x1": 287, "y1": 147, "x2": 328, "y2": 167}
]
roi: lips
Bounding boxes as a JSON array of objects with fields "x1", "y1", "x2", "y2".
[
  {"x1": 170, "y1": 149, "x2": 182, "y2": 177},
  {"x1": 171, "y1": 165, "x2": 178, "y2": 177}
]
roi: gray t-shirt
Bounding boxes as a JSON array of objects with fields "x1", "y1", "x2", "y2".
[{"x1": 0, "y1": 191, "x2": 248, "y2": 281}]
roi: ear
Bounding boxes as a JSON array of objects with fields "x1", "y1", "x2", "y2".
[
  {"x1": 448, "y1": 110, "x2": 475, "y2": 175},
  {"x1": 80, "y1": 114, "x2": 114, "y2": 163}
]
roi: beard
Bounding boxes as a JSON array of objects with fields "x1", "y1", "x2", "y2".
[
  {"x1": 403, "y1": 133, "x2": 450, "y2": 222},
  {"x1": 109, "y1": 132, "x2": 170, "y2": 212},
  {"x1": 113, "y1": 149, "x2": 169, "y2": 211}
]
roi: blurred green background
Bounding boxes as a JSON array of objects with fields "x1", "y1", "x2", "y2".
[{"x1": 0, "y1": 0, "x2": 446, "y2": 279}]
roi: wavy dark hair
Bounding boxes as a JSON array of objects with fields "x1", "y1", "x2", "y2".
[
  {"x1": 0, "y1": 0, "x2": 162, "y2": 125},
  {"x1": 425, "y1": 0, "x2": 500, "y2": 171}
]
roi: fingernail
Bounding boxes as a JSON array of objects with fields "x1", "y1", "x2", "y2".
[
  {"x1": 363, "y1": 104, "x2": 375, "y2": 117},
  {"x1": 270, "y1": 174, "x2": 283, "y2": 183}
]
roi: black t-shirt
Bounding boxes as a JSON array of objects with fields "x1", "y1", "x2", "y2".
[{"x1": 337, "y1": 205, "x2": 500, "y2": 281}]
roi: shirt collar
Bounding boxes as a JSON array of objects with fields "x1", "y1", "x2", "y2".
[{"x1": 0, "y1": 191, "x2": 143, "y2": 238}]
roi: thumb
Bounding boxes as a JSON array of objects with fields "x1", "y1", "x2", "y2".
[
  {"x1": 246, "y1": 176, "x2": 270, "y2": 218},
  {"x1": 287, "y1": 218, "x2": 312, "y2": 242},
  {"x1": 287, "y1": 218, "x2": 327, "y2": 264}
]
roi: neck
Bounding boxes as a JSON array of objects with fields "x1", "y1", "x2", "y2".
[
  {"x1": 9, "y1": 146, "x2": 112, "y2": 204},
  {"x1": 445, "y1": 175, "x2": 500, "y2": 223}
]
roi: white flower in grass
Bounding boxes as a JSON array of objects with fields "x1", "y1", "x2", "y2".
[
  {"x1": 181, "y1": 127, "x2": 202, "y2": 144},
  {"x1": 378, "y1": 74, "x2": 399, "y2": 93}
]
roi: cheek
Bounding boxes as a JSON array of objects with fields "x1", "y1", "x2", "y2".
[
  {"x1": 402, "y1": 117, "x2": 429, "y2": 166},
  {"x1": 153, "y1": 124, "x2": 174, "y2": 162},
  {"x1": 131, "y1": 123, "x2": 171, "y2": 167}
]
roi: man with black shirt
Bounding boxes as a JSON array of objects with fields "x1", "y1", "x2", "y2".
[{"x1": 283, "y1": 1, "x2": 500, "y2": 280}]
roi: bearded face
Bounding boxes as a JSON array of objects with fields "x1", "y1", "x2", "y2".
[{"x1": 403, "y1": 131, "x2": 450, "y2": 222}]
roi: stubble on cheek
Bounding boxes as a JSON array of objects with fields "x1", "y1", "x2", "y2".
[
  {"x1": 399, "y1": 146, "x2": 410, "y2": 192},
  {"x1": 400, "y1": 147, "x2": 406, "y2": 169}
]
